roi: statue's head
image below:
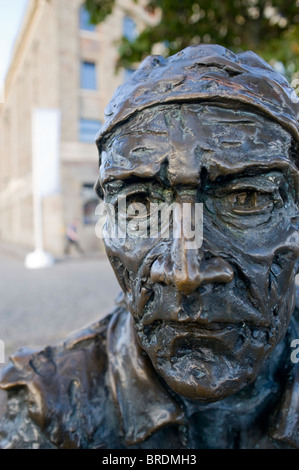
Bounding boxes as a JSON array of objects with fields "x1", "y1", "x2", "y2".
[{"x1": 96, "y1": 45, "x2": 299, "y2": 402}]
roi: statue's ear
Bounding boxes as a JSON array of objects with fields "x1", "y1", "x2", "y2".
[
  {"x1": 94, "y1": 177, "x2": 104, "y2": 199},
  {"x1": 95, "y1": 141, "x2": 105, "y2": 199}
]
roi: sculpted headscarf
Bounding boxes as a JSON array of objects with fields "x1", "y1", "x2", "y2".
[{"x1": 96, "y1": 44, "x2": 299, "y2": 156}]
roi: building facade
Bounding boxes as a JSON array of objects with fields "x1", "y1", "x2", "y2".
[{"x1": 0, "y1": 0, "x2": 157, "y2": 255}]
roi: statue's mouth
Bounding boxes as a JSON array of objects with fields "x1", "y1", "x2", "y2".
[
  {"x1": 136, "y1": 283, "x2": 269, "y2": 327},
  {"x1": 134, "y1": 318, "x2": 273, "y2": 395},
  {"x1": 173, "y1": 335, "x2": 233, "y2": 361},
  {"x1": 140, "y1": 319, "x2": 269, "y2": 336},
  {"x1": 135, "y1": 319, "x2": 271, "y2": 360}
]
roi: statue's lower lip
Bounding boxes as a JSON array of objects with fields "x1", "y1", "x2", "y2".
[
  {"x1": 187, "y1": 322, "x2": 242, "y2": 331},
  {"x1": 188, "y1": 321, "x2": 264, "y2": 331}
]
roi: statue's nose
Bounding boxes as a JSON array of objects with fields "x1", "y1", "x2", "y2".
[{"x1": 150, "y1": 236, "x2": 234, "y2": 296}]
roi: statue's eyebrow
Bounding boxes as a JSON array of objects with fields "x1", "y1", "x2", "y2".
[
  {"x1": 202, "y1": 160, "x2": 298, "y2": 202},
  {"x1": 104, "y1": 170, "x2": 171, "y2": 194},
  {"x1": 103, "y1": 157, "x2": 171, "y2": 189},
  {"x1": 204, "y1": 158, "x2": 298, "y2": 182}
]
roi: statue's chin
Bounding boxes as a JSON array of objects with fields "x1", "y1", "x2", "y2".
[
  {"x1": 150, "y1": 351, "x2": 265, "y2": 402},
  {"x1": 134, "y1": 309, "x2": 284, "y2": 402}
]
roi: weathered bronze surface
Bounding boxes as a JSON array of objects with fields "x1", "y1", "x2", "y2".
[{"x1": 0, "y1": 45, "x2": 298, "y2": 449}]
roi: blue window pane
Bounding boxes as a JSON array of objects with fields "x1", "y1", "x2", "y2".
[
  {"x1": 123, "y1": 16, "x2": 137, "y2": 42},
  {"x1": 79, "y1": 119, "x2": 102, "y2": 143},
  {"x1": 81, "y1": 61, "x2": 97, "y2": 90},
  {"x1": 79, "y1": 5, "x2": 96, "y2": 31}
]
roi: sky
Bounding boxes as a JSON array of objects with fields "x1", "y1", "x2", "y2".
[{"x1": 0, "y1": 0, "x2": 29, "y2": 83}]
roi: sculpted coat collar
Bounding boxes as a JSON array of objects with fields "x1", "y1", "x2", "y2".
[{"x1": 0, "y1": 295, "x2": 298, "y2": 449}]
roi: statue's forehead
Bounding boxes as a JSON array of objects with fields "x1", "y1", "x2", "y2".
[{"x1": 100, "y1": 104, "x2": 292, "y2": 184}]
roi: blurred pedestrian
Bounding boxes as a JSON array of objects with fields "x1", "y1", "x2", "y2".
[{"x1": 64, "y1": 220, "x2": 84, "y2": 255}]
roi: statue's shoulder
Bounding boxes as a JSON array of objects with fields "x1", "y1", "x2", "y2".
[
  {"x1": 0, "y1": 298, "x2": 126, "y2": 448},
  {"x1": 0, "y1": 312, "x2": 112, "y2": 394}
]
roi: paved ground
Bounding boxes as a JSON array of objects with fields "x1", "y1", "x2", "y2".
[{"x1": 0, "y1": 247, "x2": 120, "y2": 371}]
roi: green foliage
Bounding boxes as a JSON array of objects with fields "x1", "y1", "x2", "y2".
[
  {"x1": 85, "y1": 0, "x2": 115, "y2": 23},
  {"x1": 84, "y1": 0, "x2": 299, "y2": 77}
]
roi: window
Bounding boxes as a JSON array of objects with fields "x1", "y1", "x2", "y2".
[
  {"x1": 81, "y1": 61, "x2": 97, "y2": 90},
  {"x1": 79, "y1": 5, "x2": 96, "y2": 32},
  {"x1": 123, "y1": 16, "x2": 137, "y2": 42},
  {"x1": 79, "y1": 119, "x2": 102, "y2": 143}
]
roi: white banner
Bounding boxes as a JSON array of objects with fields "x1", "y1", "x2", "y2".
[
  {"x1": 31, "y1": 108, "x2": 61, "y2": 252},
  {"x1": 32, "y1": 108, "x2": 61, "y2": 198},
  {"x1": 0, "y1": 79, "x2": 4, "y2": 103}
]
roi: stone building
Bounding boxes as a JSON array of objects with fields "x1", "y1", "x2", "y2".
[{"x1": 0, "y1": 0, "x2": 157, "y2": 255}]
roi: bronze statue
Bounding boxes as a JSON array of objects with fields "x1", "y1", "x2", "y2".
[{"x1": 0, "y1": 45, "x2": 298, "y2": 449}]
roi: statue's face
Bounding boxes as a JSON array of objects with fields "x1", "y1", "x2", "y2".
[{"x1": 100, "y1": 104, "x2": 299, "y2": 402}]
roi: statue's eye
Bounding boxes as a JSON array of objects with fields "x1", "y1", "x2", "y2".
[
  {"x1": 228, "y1": 190, "x2": 274, "y2": 215},
  {"x1": 205, "y1": 173, "x2": 289, "y2": 229},
  {"x1": 115, "y1": 191, "x2": 164, "y2": 221},
  {"x1": 205, "y1": 187, "x2": 281, "y2": 229},
  {"x1": 114, "y1": 192, "x2": 165, "y2": 238},
  {"x1": 125, "y1": 193, "x2": 163, "y2": 218}
]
